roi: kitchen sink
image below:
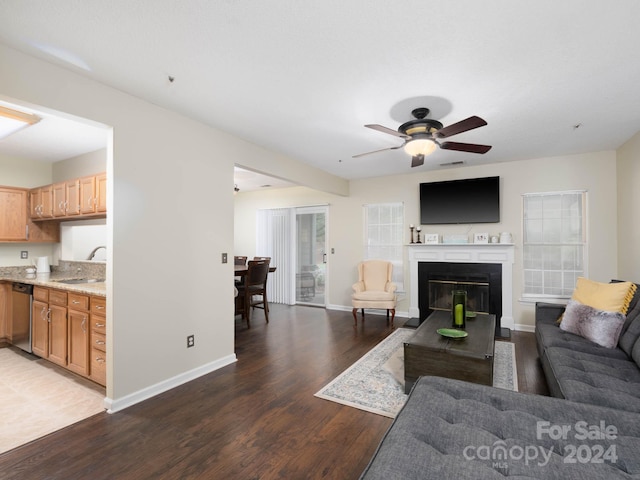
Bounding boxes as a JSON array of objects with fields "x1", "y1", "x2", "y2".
[{"x1": 54, "y1": 278, "x2": 105, "y2": 284}]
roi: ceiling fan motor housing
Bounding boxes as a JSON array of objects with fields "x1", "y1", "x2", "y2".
[{"x1": 398, "y1": 108, "x2": 443, "y2": 137}]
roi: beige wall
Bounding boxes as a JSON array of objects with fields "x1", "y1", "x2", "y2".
[
  {"x1": 52, "y1": 148, "x2": 107, "y2": 182},
  {"x1": 235, "y1": 150, "x2": 619, "y2": 330},
  {"x1": 0, "y1": 43, "x2": 345, "y2": 410},
  {"x1": 617, "y1": 130, "x2": 640, "y2": 282}
]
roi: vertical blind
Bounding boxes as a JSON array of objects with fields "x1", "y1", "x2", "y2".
[
  {"x1": 522, "y1": 191, "x2": 586, "y2": 297},
  {"x1": 363, "y1": 202, "x2": 404, "y2": 291},
  {"x1": 256, "y1": 208, "x2": 295, "y2": 305}
]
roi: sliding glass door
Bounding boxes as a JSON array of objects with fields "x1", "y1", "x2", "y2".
[{"x1": 295, "y1": 206, "x2": 327, "y2": 306}]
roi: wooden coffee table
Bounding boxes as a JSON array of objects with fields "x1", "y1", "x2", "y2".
[{"x1": 403, "y1": 310, "x2": 496, "y2": 393}]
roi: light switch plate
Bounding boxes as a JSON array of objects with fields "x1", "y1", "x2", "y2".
[{"x1": 222, "y1": 253, "x2": 228, "y2": 264}]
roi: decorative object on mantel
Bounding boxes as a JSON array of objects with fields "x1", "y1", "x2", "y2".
[
  {"x1": 423, "y1": 233, "x2": 439, "y2": 244},
  {"x1": 409, "y1": 224, "x2": 415, "y2": 244},
  {"x1": 490, "y1": 235, "x2": 499, "y2": 243},
  {"x1": 415, "y1": 226, "x2": 422, "y2": 244},
  {"x1": 443, "y1": 234, "x2": 469, "y2": 244},
  {"x1": 473, "y1": 232, "x2": 489, "y2": 244},
  {"x1": 500, "y1": 232, "x2": 513, "y2": 243},
  {"x1": 452, "y1": 290, "x2": 467, "y2": 329}
]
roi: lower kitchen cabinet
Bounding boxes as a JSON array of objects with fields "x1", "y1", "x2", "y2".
[
  {"x1": 31, "y1": 297, "x2": 49, "y2": 358},
  {"x1": 89, "y1": 296, "x2": 107, "y2": 386},
  {"x1": 31, "y1": 286, "x2": 106, "y2": 386},
  {"x1": 67, "y1": 292, "x2": 90, "y2": 376}
]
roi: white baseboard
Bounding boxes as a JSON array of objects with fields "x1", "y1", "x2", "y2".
[
  {"x1": 513, "y1": 323, "x2": 535, "y2": 333},
  {"x1": 104, "y1": 353, "x2": 237, "y2": 413}
]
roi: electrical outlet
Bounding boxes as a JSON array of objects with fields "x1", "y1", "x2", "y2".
[
  {"x1": 222, "y1": 253, "x2": 228, "y2": 264},
  {"x1": 20, "y1": 251, "x2": 28, "y2": 259},
  {"x1": 187, "y1": 335, "x2": 195, "y2": 348}
]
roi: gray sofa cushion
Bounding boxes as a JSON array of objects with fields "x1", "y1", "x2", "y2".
[
  {"x1": 543, "y1": 346, "x2": 640, "y2": 412},
  {"x1": 360, "y1": 376, "x2": 640, "y2": 479},
  {"x1": 536, "y1": 315, "x2": 628, "y2": 361}
]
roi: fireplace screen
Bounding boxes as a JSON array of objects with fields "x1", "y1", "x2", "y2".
[{"x1": 428, "y1": 280, "x2": 490, "y2": 314}]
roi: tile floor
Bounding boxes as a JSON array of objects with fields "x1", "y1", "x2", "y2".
[{"x1": 0, "y1": 347, "x2": 105, "y2": 454}]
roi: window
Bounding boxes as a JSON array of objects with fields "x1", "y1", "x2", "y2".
[
  {"x1": 363, "y1": 202, "x2": 404, "y2": 292},
  {"x1": 522, "y1": 191, "x2": 586, "y2": 298}
]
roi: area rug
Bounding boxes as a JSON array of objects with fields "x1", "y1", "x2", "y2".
[
  {"x1": 314, "y1": 328, "x2": 518, "y2": 418},
  {"x1": 0, "y1": 347, "x2": 106, "y2": 454}
]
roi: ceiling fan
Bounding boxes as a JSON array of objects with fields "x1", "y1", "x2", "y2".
[{"x1": 354, "y1": 107, "x2": 492, "y2": 167}]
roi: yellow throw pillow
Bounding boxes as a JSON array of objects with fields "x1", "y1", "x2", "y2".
[{"x1": 571, "y1": 277, "x2": 637, "y2": 314}]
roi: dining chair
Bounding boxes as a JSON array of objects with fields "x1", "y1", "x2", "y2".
[
  {"x1": 234, "y1": 256, "x2": 248, "y2": 266},
  {"x1": 236, "y1": 260, "x2": 270, "y2": 327},
  {"x1": 253, "y1": 256, "x2": 271, "y2": 264}
]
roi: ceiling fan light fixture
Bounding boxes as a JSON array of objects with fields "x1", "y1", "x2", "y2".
[
  {"x1": 0, "y1": 105, "x2": 41, "y2": 140},
  {"x1": 403, "y1": 138, "x2": 437, "y2": 157}
]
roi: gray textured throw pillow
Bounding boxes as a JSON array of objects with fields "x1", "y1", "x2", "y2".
[{"x1": 559, "y1": 299, "x2": 625, "y2": 348}]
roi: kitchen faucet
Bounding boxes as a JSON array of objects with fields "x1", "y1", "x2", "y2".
[{"x1": 87, "y1": 245, "x2": 106, "y2": 260}]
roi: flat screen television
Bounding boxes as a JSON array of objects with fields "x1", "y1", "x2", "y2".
[{"x1": 419, "y1": 176, "x2": 500, "y2": 224}]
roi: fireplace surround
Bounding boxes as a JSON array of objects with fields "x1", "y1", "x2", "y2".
[{"x1": 408, "y1": 243, "x2": 515, "y2": 336}]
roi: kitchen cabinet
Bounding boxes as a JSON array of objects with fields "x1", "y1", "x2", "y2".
[
  {"x1": 96, "y1": 173, "x2": 107, "y2": 213},
  {"x1": 89, "y1": 296, "x2": 107, "y2": 386},
  {"x1": 53, "y1": 180, "x2": 81, "y2": 217},
  {"x1": 31, "y1": 286, "x2": 105, "y2": 386},
  {"x1": 0, "y1": 282, "x2": 10, "y2": 342},
  {"x1": 32, "y1": 288, "x2": 68, "y2": 367},
  {"x1": 67, "y1": 292, "x2": 90, "y2": 376},
  {"x1": 29, "y1": 184, "x2": 53, "y2": 219},
  {"x1": 30, "y1": 172, "x2": 106, "y2": 221},
  {"x1": 0, "y1": 187, "x2": 59, "y2": 243},
  {"x1": 32, "y1": 288, "x2": 49, "y2": 358},
  {"x1": 0, "y1": 187, "x2": 27, "y2": 241}
]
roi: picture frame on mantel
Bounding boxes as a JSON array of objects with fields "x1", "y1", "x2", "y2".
[
  {"x1": 424, "y1": 233, "x2": 439, "y2": 244},
  {"x1": 473, "y1": 232, "x2": 489, "y2": 244}
]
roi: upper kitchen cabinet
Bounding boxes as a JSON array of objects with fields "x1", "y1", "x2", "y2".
[
  {"x1": 80, "y1": 173, "x2": 106, "y2": 215},
  {"x1": 29, "y1": 184, "x2": 53, "y2": 219},
  {"x1": 31, "y1": 172, "x2": 106, "y2": 221},
  {"x1": 0, "y1": 186, "x2": 59, "y2": 242},
  {"x1": 0, "y1": 187, "x2": 28, "y2": 240},
  {"x1": 53, "y1": 179, "x2": 80, "y2": 217}
]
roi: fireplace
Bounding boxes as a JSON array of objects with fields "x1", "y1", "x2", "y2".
[
  {"x1": 419, "y1": 262, "x2": 502, "y2": 336},
  {"x1": 408, "y1": 243, "x2": 515, "y2": 336}
]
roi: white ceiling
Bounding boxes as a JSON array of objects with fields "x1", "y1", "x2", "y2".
[{"x1": 1, "y1": 0, "x2": 640, "y2": 184}]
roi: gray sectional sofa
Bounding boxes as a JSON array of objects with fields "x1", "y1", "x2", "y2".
[{"x1": 360, "y1": 282, "x2": 640, "y2": 479}]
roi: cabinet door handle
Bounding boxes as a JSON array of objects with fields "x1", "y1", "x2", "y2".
[
  {"x1": 81, "y1": 317, "x2": 87, "y2": 333},
  {"x1": 95, "y1": 340, "x2": 106, "y2": 346},
  {"x1": 95, "y1": 322, "x2": 105, "y2": 328},
  {"x1": 72, "y1": 300, "x2": 81, "y2": 304},
  {"x1": 95, "y1": 357, "x2": 105, "y2": 363},
  {"x1": 95, "y1": 305, "x2": 105, "y2": 310}
]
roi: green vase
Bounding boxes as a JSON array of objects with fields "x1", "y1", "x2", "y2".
[{"x1": 452, "y1": 290, "x2": 467, "y2": 329}]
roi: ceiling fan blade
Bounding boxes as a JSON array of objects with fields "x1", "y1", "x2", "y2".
[
  {"x1": 411, "y1": 154, "x2": 425, "y2": 168},
  {"x1": 352, "y1": 144, "x2": 403, "y2": 158},
  {"x1": 436, "y1": 116, "x2": 487, "y2": 138},
  {"x1": 365, "y1": 124, "x2": 410, "y2": 139},
  {"x1": 440, "y1": 141, "x2": 492, "y2": 154}
]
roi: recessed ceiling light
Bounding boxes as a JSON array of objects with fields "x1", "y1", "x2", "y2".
[{"x1": 261, "y1": 184, "x2": 272, "y2": 188}]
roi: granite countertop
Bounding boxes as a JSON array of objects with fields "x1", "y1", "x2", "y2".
[{"x1": 0, "y1": 270, "x2": 106, "y2": 297}]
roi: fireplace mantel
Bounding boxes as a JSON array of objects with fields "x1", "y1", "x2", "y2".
[{"x1": 407, "y1": 243, "x2": 515, "y2": 330}]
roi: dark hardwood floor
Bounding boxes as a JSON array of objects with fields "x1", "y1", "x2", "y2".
[{"x1": 0, "y1": 305, "x2": 548, "y2": 479}]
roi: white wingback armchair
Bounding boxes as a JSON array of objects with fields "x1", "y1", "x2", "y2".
[{"x1": 351, "y1": 260, "x2": 397, "y2": 327}]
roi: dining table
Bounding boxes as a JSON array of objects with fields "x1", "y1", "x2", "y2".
[{"x1": 234, "y1": 265, "x2": 277, "y2": 276}]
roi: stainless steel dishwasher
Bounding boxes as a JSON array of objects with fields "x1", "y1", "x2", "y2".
[{"x1": 11, "y1": 282, "x2": 34, "y2": 353}]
